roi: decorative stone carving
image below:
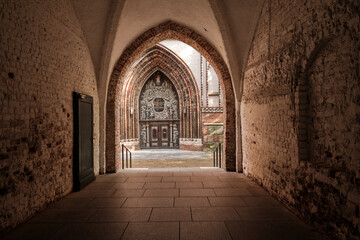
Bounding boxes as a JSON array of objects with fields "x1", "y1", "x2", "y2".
[
  {"x1": 140, "y1": 74, "x2": 179, "y2": 120},
  {"x1": 173, "y1": 124, "x2": 179, "y2": 144}
]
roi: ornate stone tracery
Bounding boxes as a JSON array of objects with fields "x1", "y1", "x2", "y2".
[{"x1": 140, "y1": 74, "x2": 179, "y2": 121}]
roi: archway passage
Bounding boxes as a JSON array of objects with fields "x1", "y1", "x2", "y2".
[{"x1": 106, "y1": 21, "x2": 236, "y2": 173}]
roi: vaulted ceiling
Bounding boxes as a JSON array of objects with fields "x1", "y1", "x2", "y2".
[{"x1": 71, "y1": 0, "x2": 264, "y2": 100}]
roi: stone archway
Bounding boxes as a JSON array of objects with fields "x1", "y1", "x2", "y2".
[
  {"x1": 118, "y1": 45, "x2": 201, "y2": 147},
  {"x1": 106, "y1": 21, "x2": 236, "y2": 172}
]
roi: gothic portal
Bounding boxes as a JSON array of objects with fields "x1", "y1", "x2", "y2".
[{"x1": 139, "y1": 72, "x2": 180, "y2": 148}]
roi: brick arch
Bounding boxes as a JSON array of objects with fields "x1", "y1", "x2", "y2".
[
  {"x1": 119, "y1": 45, "x2": 201, "y2": 145},
  {"x1": 106, "y1": 21, "x2": 236, "y2": 172}
]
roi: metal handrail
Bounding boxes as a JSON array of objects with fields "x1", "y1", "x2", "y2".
[
  {"x1": 213, "y1": 143, "x2": 222, "y2": 168},
  {"x1": 121, "y1": 144, "x2": 132, "y2": 169}
]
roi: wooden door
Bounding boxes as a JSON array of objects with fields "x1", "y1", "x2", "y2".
[
  {"x1": 150, "y1": 123, "x2": 169, "y2": 148},
  {"x1": 150, "y1": 125, "x2": 159, "y2": 147},
  {"x1": 73, "y1": 92, "x2": 95, "y2": 191},
  {"x1": 160, "y1": 124, "x2": 169, "y2": 147}
]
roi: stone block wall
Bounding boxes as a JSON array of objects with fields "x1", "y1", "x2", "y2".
[
  {"x1": 241, "y1": 0, "x2": 359, "y2": 239},
  {"x1": 0, "y1": 0, "x2": 99, "y2": 230}
]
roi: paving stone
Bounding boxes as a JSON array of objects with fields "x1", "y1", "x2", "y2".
[
  {"x1": 235, "y1": 207, "x2": 297, "y2": 221},
  {"x1": 50, "y1": 223, "x2": 127, "y2": 240},
  {"x1": 191, "y1": 207, "x2": 240, "y2": 221},
  {"x1": 123, "y1": 197, "x2": 174, "y2": 207},
  {"x1": 126, "y1": 177, "x2": 162, "y2": 183},
  {"x1": 112, "y1": 189, "x2": 144, "y2": 197},
  {"x1": 48, "y1": 198, "x2": 93, "y2": 209},
  {"x1": 180, "y1": 222, "x2": 232, "y2": 240},
  {"x1": 143, "y1": 182, "x2": 175, "y2": 189},
  {"x1": 86, "y1": 182, "x2": 116, "y2": 189},
  {"x1": 176, "y1": 182, "x2": 203, "y2": 189},
  {"x1": 202, "y1": 182, "x2": 232, "y2": 188},
  {"x1": 29, "y1": 209, "x2": 97, "y2": 223},
  {"x1": 88, "y1": 208, "x2": 151, "y2": 222},
  {"x1": 174, "y1": 197, "x2": 211, "y2": 207},
  {"x1": 150, "y1": 208, "x2": 191, "y2": 221},
  {"x1": 86, "y1": 197, "x2": 126, "y2": 208},
  {"x1": 112, "y1": 182, "x2": 145, "y2": 189},
  {"x1": 66, "y1": 190, "x2": 116, "y2": 198},
  {"x1": 143, "y1": 189, "x2": 179, "y2": 197},
  {"x1": 1, "y1": 223, "x2": 63, "y2": 240},
  {"x1": 122, "y1": 222, "x2": 179, "y2": 240},
  {"x1": 162, "y1": 176, "x2": 191, "y2": 182},
  {"x1": 214, "y1": 188, "x2": 253, "y2": 197},
  {"x1": 208, "y1": 197, "x2": 248, "y2": 207},
  {"x1": 180, "y1": 189, "x2": 215, "y2": 197}
]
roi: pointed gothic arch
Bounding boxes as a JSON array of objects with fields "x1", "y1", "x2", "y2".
[{"x1": 106, "y1": 21, "x2": 236, "y2": 172}]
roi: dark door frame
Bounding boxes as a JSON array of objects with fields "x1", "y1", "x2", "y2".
[{"x1": 73, "y1": 92, "x2": 95, "y2": 191}]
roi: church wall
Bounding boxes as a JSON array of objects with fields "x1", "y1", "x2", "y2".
[
  {"x1": 242, "y1": 1, "x2": 360, "y2": 239},
  {"x1": 0, "y1": 0, "x2": 99, "y2": 230}
]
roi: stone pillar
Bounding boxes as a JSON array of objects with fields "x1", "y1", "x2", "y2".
[
  {"x1": 146, "y1": 124, "x2": 150, "y2": 147},
  {"x1": 170, "y1": 123, "x2": 173, "y2": 147}
]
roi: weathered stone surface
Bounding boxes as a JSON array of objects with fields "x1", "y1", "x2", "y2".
[
  {"x1": 242, "y1": 1, "x2": 360, "y2": 239},
  {"x1": 0, "y1": 0, "x2": 99, "y2": 230}
]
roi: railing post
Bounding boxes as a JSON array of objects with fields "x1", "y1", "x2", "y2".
[
  {"x1": 215, "y1": 148, "x2": 218, "y2": 167},
  {"x1": 219, "y1": 144, "x2": 222, "y2": 168},
  {"x1": 130, "y1": 151, "x2": 132, "y2": 168},
  {"x1": 121, "y1": 144, "x2": 124, "y2": 169},
  {"x1": 213, "y1": 150, "x2": 215, "y2": 167},
  {"x1": 126, "y1": 149, "x2": 128, "y2": 168}
]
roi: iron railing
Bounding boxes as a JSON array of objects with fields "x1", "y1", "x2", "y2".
[
  {"x1": 121, "y1": 144, "x2": 132, "y2": 169},
  {"x1": 213, "y1": 143, "x2": 222, "y2": 168}
]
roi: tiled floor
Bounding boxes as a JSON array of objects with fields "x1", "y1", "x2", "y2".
[{"x1": 2, "y1": 168, "x2": 327, "y2": 240}]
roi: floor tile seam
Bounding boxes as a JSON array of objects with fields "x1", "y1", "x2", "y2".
[
  {"x1": 148, "y1": 208, "x2": 154, "y2": 222},
  {"x1": 119, "y1": 222, "x2": 129, "y2": 240}
]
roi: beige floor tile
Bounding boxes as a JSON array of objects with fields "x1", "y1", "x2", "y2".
[
  {"x1": 176, "y1": 182, "x2": 203, "y2": 189},
  {"x1": 143, "y1": 182, "x2": 175, "y2": 189},
  {"x1": 150, "y1": 207, "x2": 191, "y2": 221},
  {"x1": 214, "y1": 188, "x2": 252, "y2": 196},
  {"x1": 87, "y1": 197, "x2": 126, "y2": 208},
  {"x1": 235, "y1": 207, "x2": 297, "y2": 221},
  {"x1": 88, "y1": 208, "x2": 151, "y2": 222},
  {"x1": 122, "y1": 222, "x2": 179, "y2": 240},
  {"x1": 173, "y1": 172, "x2": 193, "y2": 176},
  {"x1": 180, "y1": 222, "x2": 232, "y2": 240},
  {"x1": 123, "y1": 197, "x2": 174, "y2": 207},
  {"x1": 208, "y1": 197, "x2": 248, "y2": 207},
  {"x1": 174, "y1": 197, "x2": 210, "y2": 207},
  {"x1": 147, "y1": 172, "x2": 174, "y2": 177},
  {"x1": 180, "y1": 189, "x2": 215, "y2": 197},
  {"x1": 226, "y1": 221, "x2": 280, "y2": 240},
  {"x1": 1, "y1": 223, "x2": 63, "y2": 240},
  {"x1": 66, "y1": 189, "x2": 116, "y2": 198},
  {"x1": 191, "y1": 207, "x2": 240, "y2": 221},
  {"x1": 95, "y1": 177, "x2": 127, "y2": 183},
  {"x1": 190, "y1": 176, "x2": 220, "y2": 182},
  {"x1": 162, "y1": 176, "x2": 190, "y2": 182},
  {"x1": 241, "y1": 196, "x2": 283, "y2": 207},
  {"x1": 86, "y1": 182, "x2": 116, "y2": 189},
  {"x1": 112, "y1": 189, "x2": 144, "y2": 197},
  {"x1": 112, "y1": 182, "x2": 145, "y2": 189},
  {"x1": 143, "y1": 189, "x2": 179, "y2": 197},
  {"x1": 202, "y1": 182, "x2": 232, "y2": 188},
  {"x1": 50, "y1": 223, "x2": 127, "y2": 240},
  {"x1": 29, "y1": 209, "x2": 96, "y2": 223},
  {"x1": 48, "y1": 198, "x2": 93, "y2": 209},
  {"x1": 126, "y1": 177, "x2": 162, "y2": 183}
]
